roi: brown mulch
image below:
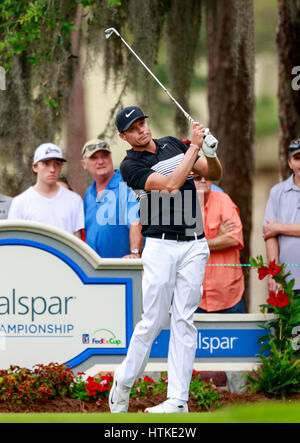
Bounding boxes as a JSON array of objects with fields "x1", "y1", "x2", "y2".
[{"x1": 1, "y1": 391, "x2": 296, "y2": 414}]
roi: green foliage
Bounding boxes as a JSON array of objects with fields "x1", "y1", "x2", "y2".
[
  {"x1": 0, "y1": 363, "x2": 74, "y2": 404},
  {"x1": 250, "y1": 255, "x2": 300, "y2": 353},
  {"x1": 189, "y1": 370, "x2": 221, "y2": 411},
  {"x1": 152, "y1": 373, "x2": 168, "y2": 394},
  {"x1": 130, "y1": 376, "x2": 156, "y2": 398},
  {"x1": 71, "y1": 373, "x2": 113, "y2": 402},
  {"x1": 71, "y1": 373, "x2": 90, "y2": 402},
  {"x1": 0, "y1": 0, "x2": 122, "y2": 70},
  {"x1": 72, "y1": 370, "x2": 221, "y2": 411},
  {"x1": 245, "y1": 342, "x2": 300, "y2": 398},
  {"x1": 0, "y1": 1, "x2": 73, "y2": 69},
  {"x1": 248, "y1": 256, "x2": 300, "y2": 399}
]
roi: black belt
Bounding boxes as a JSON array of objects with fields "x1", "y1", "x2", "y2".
[{"x1": 146, "y1": 232, "x2": 205, "y2": 242}]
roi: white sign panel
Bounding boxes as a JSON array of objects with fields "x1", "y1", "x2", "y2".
[{"x1": 0, "y1": 240, "x2": 133, "y2": 368}]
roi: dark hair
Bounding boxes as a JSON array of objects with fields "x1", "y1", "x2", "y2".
[{"x1": 57, "y1": 175, "x2": 73, "y2": 191}]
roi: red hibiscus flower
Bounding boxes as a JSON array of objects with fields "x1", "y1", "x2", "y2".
[
  {"x1": 276, "y1": 291, "x2": 289, "y2": 308},
  {"x1": 268, "y1": 260, "x2": 282, "y2": 277},
  {"x1": 144, "y1": 376, "x2": 155, "y2": 384},
  {"x1": 267, "y1": 290, "x2": 289, "y2": 308},
  {"x1": 257, "y1": 260, "x2": 282, "y2": 280},
  {"x1": 258, "y1": 265, "x2": 270, "y2": 280},
  {"x1": 267, "y1": 291, "x2": 277, "y2": 307}
]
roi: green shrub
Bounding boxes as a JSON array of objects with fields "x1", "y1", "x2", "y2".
[
  {"x1": 0, "y1": 363, "x2": 73, "y2": 404},
  {"x1": 71, "y1": 373, "x2": 113, "y2": 402},
  {"x1": 130, "y1": 376, "x2": 156, "y2": 398},
  {"x1": 189, "y1": 370, "x2": 221, "y2": 410},
  {"x1": 245, "y1": 342, "x2": 300, "y2": 398}
]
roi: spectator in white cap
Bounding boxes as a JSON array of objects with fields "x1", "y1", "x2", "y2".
[{"x1": 8, "y1": 143, "x2": 84, "y2": 237}]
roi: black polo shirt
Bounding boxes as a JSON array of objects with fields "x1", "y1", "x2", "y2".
[{"x1": 120, "y1": 136, "x2": 204, "y2": 238}]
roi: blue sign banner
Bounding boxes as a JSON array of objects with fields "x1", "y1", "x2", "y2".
[{"x1": 150, "y1": 329, "x2": 268, "y2": 358}]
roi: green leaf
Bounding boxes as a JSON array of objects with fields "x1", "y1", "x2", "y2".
[
  {"x1": 44, "y1": 98, "x2": 58, "y2": 108},
  {"x1": 258, "y1": 334, "x2": 272, "y2": 343},
  {"x1": 249, "y1": 257, "x2": 258, "y2": 267},
  {"x1": 108, "y1": 0, "x2": 122, "y2": 5},
  {"x1": 287, "y1": 279, "x2": 295, "y2": 291}
]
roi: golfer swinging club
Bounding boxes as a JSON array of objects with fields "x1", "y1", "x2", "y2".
[{"x1": 109, "y1": 106, "x2": 222, "y2": 413}]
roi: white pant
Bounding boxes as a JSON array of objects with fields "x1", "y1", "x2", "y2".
[{"x1": 115, "y1": 236, "x2": 209, "y2": 401}]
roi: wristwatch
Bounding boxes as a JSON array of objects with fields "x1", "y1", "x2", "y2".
[{"x1": 130, "y1": 248, "x2": 140, "y2": 255}]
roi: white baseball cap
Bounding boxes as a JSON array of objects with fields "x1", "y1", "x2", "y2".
[{"x1": 33, "y1": 143, "x2": 67, "y2": 164}]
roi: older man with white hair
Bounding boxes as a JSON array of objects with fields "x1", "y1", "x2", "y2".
[{"x1": 81, "y1": 139, "x2": 142, "y2": 258}]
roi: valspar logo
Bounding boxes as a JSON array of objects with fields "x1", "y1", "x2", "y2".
[
  {"x1": 0, "y1": 288, "x2": 75, "y2": 322},
  {"x1": 91, "y1": 328, "x2": 122, "y2": 346},
  {"x1": 198, "y1": 332, "x2": 238, "y2": 354}
]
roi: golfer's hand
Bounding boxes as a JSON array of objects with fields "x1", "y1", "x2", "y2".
[
  {"x1": 191, "y1": 122, "x2": 206, "y2": 148},
  {"x1": 202, "y1": 128, "x2": 219, "y2": 158}
]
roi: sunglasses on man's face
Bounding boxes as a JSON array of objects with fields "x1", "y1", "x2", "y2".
[{"x1": 83, "y1": 142, "x2": 109, "y2": 155}]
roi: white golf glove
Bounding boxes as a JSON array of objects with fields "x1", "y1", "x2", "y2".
[{"x1": 202, "y1": 128, "x2": 218, "y2": 158}]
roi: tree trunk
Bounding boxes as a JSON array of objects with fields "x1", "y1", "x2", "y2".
[
  {"x1": 277, "y1": 0, "x2": 300, "y2": 180},
  {"x1": 205, "y1": 0, "x2": 255, "y2": 311},
  {"x1": 65, "y1": 5, "x2": 88, "y2": 198}
]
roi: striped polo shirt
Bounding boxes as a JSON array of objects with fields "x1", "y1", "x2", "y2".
[{"x1": 120, "y1": 136, "x2": 204, "y2": 238}]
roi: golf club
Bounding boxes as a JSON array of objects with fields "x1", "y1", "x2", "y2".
[{"x1": 104, "y1": 27, "x2": 218, "y2": 148}]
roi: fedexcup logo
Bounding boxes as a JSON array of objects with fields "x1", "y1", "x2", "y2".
[
  {"x1": 0, "y1": 66, "x2": 6, "y2": 91},
  {"x1": 90, "y1": 328, "x2": 122, "y2": 346}
]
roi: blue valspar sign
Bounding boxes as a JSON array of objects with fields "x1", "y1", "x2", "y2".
[{"x1": 150, "y1": 329, "x2": 268, "y2": 358}]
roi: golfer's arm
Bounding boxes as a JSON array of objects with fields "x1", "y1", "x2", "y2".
[
  {"x1": 193, "y1": 156, "x2": 222, "y2": 181},
  {"x1": 144, "y1": 145, "x2": 200, "y2": 192}
]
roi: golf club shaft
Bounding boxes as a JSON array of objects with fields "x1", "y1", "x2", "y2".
[{"x1": 105, "y1": 28, "x2": 195, "y2": 124}]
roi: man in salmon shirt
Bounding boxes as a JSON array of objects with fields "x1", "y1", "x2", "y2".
[{"x1": 193, "y1": 174, "x2": 245, "y2": 313}]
